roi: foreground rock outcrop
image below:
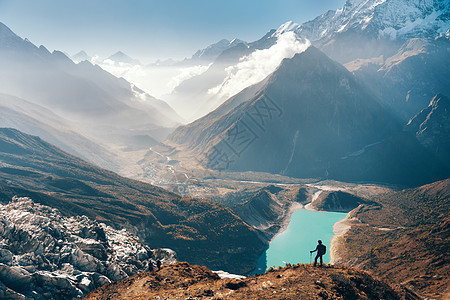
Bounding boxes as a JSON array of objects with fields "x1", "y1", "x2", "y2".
[
  {"x1": 85, "y1": 261, "x2": 417, "y2": 300},
  {"x1": 0, "y1": 197, "x2": 175, "y2": 299}
]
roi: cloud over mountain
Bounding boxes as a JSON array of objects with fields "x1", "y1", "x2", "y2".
[{"x1": 208, "y1": 32, "x2": 310, "y2": 99}]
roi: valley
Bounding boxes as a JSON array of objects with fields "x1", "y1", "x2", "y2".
[{"x1": 0, "y1": 0, "x2": 449, "y2": 299}]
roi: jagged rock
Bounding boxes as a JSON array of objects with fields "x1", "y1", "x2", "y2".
[
  {"x1": 0, "y1": 249, "x2": 13, "y2": 264},
  {"x1": 0, "y1": 197, "x2": 176, "y2": 299}
]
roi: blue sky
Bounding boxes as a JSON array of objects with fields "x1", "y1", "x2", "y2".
[{"x1": 0, "y1": 0, "x2": 345, "y2": 62}]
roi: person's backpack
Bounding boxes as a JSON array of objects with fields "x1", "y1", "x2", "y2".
[{"x1": 318, "y1": 244, "x2": 326, "y2": 255}]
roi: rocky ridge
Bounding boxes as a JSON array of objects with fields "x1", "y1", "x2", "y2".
[
  {"x1": 0, "y1": 196, "x2": 175, "y2": 299},
  {"x1": 85, "y1": 261, "x2": 417, "y2": 300}
]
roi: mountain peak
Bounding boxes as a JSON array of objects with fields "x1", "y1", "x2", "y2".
[
  {"x1": 273, "y1": 21, "x2": 300, "y2": 37},
  {"x1": 106, "y1": 51, "x2": 141, "y2": 65},
  {"x1": 72, "y1": 50, "x2": 91, "y2": 63}
]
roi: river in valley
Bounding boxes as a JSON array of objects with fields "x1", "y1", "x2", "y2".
[{"x1": 252, "y1": 209, "x2": 347, "y2": 274}]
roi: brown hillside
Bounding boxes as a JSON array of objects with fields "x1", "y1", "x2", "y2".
[
  {"x1": 85, "y1": 262, "x2": 416, "y2": 300},
  {"x1": 335, "y1": 178, "x2": 450, "y2": 299}
]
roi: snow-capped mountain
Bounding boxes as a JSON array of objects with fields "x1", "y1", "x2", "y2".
[
  {"x1": 293, "y1": 0, "x2": 449, "y2": 41},
  {"x1": 0, "y1": 196, "x2": 176, "y2": 299}
]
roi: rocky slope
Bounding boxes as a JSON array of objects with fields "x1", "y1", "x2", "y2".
[
  {"x1": 85, "y1": 261, "x2": 416, "y2": 300},
  {"x1": 334, "y1": 178, "x2": 450, "y2": 299},
  {"x1": 407, "y1": 93, "x2": 450, "y2": 169},
  {"x1": 0, "y1": 128, "x2": 266, "y2": 274},
  {"x1": 0, "y1": 196, "x2": 175, "y2": 299},
  {"x1": 311, "y1": 191, "x2": 374, "y2": 212}
]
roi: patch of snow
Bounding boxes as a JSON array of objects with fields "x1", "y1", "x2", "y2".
[{"x1": 213, "y1": 270, "x2": 246, "y2": 280}]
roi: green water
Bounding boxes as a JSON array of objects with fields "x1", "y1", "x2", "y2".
[{"x1": 253, "y1": 209, "x2": 346, "y2": 274}]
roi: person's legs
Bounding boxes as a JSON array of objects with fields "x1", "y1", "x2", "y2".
[
  {"x1": 319, "y1": 255, "x2": 323, "y2": 266},
  {"x1": 314, "y1": 254, "x2": 319, "y2": 267}
]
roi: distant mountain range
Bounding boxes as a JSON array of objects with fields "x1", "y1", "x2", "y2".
[
  {"x1": 0, "y1": 93, "x2": 118, "y2": 170},
  {"x1": 164, "y1": 0, "x2": 449, "y2": 121},
  {"x1": 163, "y1": 0, "x2": 450, "y2": 186},
  {"x1": 0, "y1": 22, "x2": 183, "y2": 170}
]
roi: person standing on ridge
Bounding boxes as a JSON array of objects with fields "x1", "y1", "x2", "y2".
[
  {"x1": 310, "y1": 240, "x2": 326, "y2": 267},
  {"x1": 156, "y1": 259, "x2": 162, "y2": 271}
]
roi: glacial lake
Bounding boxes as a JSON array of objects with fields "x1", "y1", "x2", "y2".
[{"x1": 253, "y1": 209, "x2": 346, "y2": 274}]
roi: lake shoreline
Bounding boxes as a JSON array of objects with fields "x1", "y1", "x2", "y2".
[{"x1": 330, "y1": 216, "x2": 352, "y2": 265}]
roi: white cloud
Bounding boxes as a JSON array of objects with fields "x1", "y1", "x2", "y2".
[
  {"x1": 166, "y1": 64, "x2": 211, "y2": 91},
  {"x1": 95, "y1": 60, "x2": 210, "y2": 99},
  {"x1": 208, "y1": 32, "x2": 311, "y2": 99}
]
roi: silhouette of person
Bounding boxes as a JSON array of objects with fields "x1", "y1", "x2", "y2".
[
  {"x1": 310, "y1": 240, "x2": 326, "y2": 267},
  {"x1": 156, "y1": 259, "x2": 162, "y2": 270}
]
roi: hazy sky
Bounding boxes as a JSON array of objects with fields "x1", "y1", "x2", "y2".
[{"x1": 0, "y1": 0, "x2": 345, "y2": 62}]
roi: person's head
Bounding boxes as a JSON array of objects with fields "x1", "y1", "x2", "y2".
[{"x1": 318, "y1": 240, "x2": 322, "y2": 244}]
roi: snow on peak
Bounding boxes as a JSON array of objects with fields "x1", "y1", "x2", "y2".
[
  {"x1": 294, "y1": 0, "x2": 450, "y2": 41},
  {"x1": 274, "y1": 21, "x2": 300, "y2": 37}
]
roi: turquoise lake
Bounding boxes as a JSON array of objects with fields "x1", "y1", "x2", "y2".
[{"x1": 253, "y1": 209, "x2": 346, "y2": 274}]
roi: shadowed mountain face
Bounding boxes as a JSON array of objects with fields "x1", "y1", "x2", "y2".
[
  {"x1": 407, "y1": 93, "x2": 450, "y2": 169},
  {"x1": 351, "y1": 38, "x2": 450, "y2": 121},
  {"x1": 0, "y1": 128, "x2": 266, "y2": 274},
  {"x1": 169, "y1": 46, "x2": 448, "y2": 186}
]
